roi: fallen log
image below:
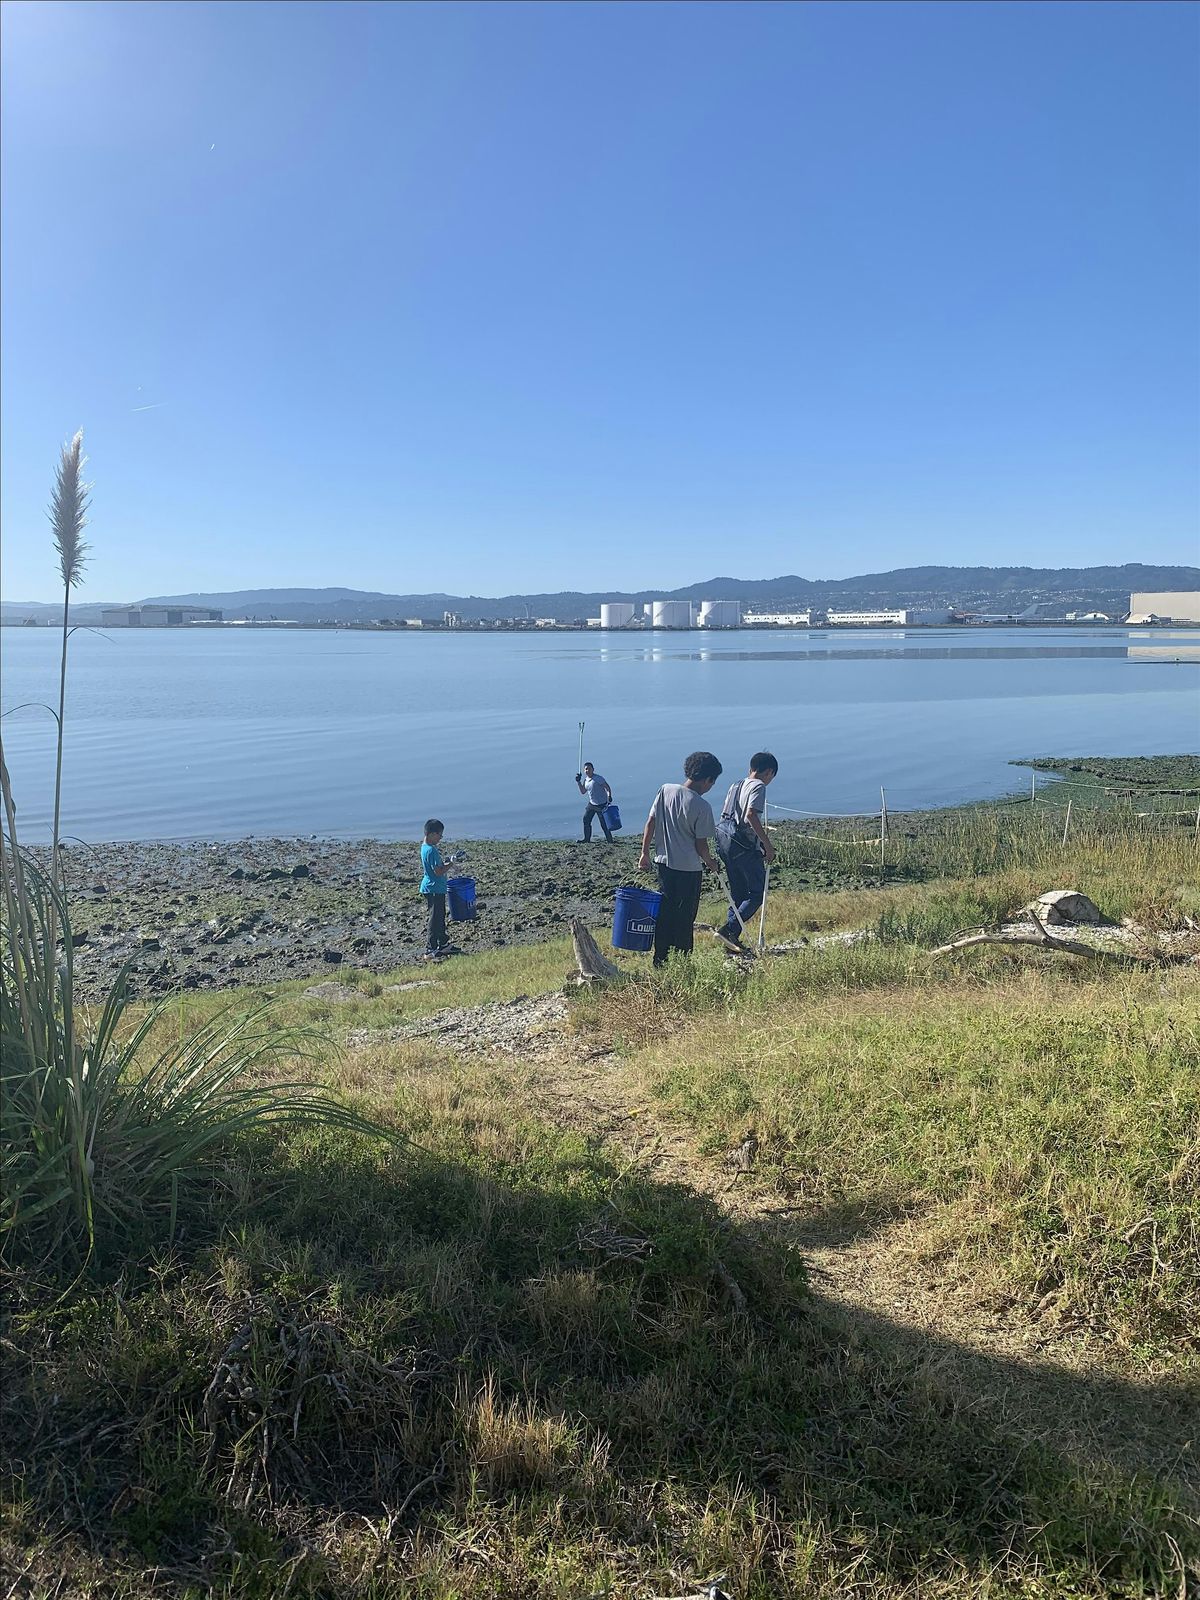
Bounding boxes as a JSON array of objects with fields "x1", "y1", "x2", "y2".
[
  {"x1": 930, "y1": 928, "x2": 1135, "y2": 962},
  {"x1": 570, "y1": 917, "x2": 621, "y2": 984},
  {"x1": 931, "y1": 909, "x2": 1134, "y2": 963}
]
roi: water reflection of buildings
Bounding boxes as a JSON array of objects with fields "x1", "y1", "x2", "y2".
[{"x1": 1128, "y1": 643, "x2": 1200, "y2": 664}]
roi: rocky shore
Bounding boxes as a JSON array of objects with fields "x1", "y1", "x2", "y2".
[{"x1": 50, "y1": 829, "x2": 870, "y2": 999}]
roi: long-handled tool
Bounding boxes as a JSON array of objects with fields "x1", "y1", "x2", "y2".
[
  {"x1": 755, "y1": 798, "x2": 773, "y2": 954},
  {"x1": 721, "y1": 868, "x2": 749, "y2": 940},
  {"x1": 708, "y1": 861, "x2": 759, "y2": 960},
  {"x1": 577, "y1": 720, "x2": 585, "y2": 774},
  {"x1": 756, "y1": 862, "x2": 771, "y2": 954}
]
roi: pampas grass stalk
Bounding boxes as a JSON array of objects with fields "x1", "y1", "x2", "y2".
[{"x1": 48, "y1": 431, "x2": 90, "y2": 877}]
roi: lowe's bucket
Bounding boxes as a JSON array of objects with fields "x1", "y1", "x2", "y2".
[
  {"x1": 603, "y1": 802, "x2": 623, "y2": 832},
  {"x1": 612, "y1": 885, "x2": 662, "y2": 952},
  {"x1": 447, "y1": 875, "x2": 477, "y2": 922}
]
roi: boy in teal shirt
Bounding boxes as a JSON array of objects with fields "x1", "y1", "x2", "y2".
[{"x1": 420, "y1": 819, "x2": 457, "y2": 960}]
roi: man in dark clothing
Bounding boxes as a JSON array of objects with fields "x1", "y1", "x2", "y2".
[{"x1": 638, "y1": 751, "x2": 722, "y2": 966}]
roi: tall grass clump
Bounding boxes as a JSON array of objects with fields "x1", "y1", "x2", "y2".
[{"x1": 0, "y1": 436, "x2": 398, "y2": 1269}]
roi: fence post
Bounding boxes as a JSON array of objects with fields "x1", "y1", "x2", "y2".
[
  {"x1": 1030, "y1": 770, "x2": 1037, "y2": 803},
  {"x1": 1194, "y1": 803, "x2": 1199, "y2": 841},
  {"x1": 878, "y1": 792, "x2": 886, "y2": 882},
  {"x1": 1061, "y1": 799, "x2": 1072, "y2": 850},
  {"x1": 880, "y1": 785, "x2": 888, "y2": 841}
]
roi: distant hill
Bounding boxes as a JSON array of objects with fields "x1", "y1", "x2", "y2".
[{"x1": 3, "y1": 564, "x2": 1197, "y2": 625}]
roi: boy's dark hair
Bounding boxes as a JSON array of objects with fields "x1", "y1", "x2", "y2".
[
  {"x1": 750, "y1": 751, "x2": 779, "y2": 776},
  {"x1": 423, "y1": 819, "x2": 444, "y2": 837},
  {"x1": 583, "y1": 762, "x2": 594, "y2": 771},
  {"x1": 684, "y1": 751, "x2": 723, "y2": 783}
]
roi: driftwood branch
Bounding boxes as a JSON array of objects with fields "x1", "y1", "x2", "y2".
[
  {"x1": 931, "y1": 909, "x2": 1135, "y2": 964},
  {"x1": 570, "y1": 917, "x2": 620, "y2": 984}
]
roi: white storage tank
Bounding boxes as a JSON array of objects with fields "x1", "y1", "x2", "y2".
[
  {"x1": 599, "y1": 602, "x2": 636, "y2": 629},
  {"x1": 651, "y1": 600, "x2": 693, "y2": 628},
  {"x1": 697, "y1": 599, "x2": 742, "y2": 629}
]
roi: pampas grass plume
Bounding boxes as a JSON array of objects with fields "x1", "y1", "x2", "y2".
[{"x1": 49, "y1": 430, "x2": 90, "y2": 590}]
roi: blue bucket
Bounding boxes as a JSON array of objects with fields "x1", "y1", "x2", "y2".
[
  {"x1": 447, "y1": 875, "x2": 477, "y2": 922},
  {"x1": 612, "y1": 884, "x2": 662, "y2": 951},
  {"x1": 603, "y1": 802, "x2": 622, "y2": 832}
]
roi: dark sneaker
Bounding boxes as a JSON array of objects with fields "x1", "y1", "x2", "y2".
[{"x1": 713, "y1": 929, "x2": 755, "y2": 958}]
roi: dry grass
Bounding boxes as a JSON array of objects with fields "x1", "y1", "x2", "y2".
[
  {"x1": 3, "y1": 1050, "x2": 1196, "y2": 1598},
  {"x1": 594, "y1": 959, "x2": 1200, "y2": 1374}
]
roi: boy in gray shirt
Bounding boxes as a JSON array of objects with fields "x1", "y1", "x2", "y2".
[
  {"x1": 714, "y1": 751, "x2": 778, "y2": 954},
  {"x1": 638, "y1": 751, "x2": 723, "y2": 966}
]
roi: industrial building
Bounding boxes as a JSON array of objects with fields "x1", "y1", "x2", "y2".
[
  {"x1": 1128, "y1": 591, "x2": 1200, "y2": 624},
  {"x1": 696, "y1": 599, "x2": 742, "y2": 628},
  {"x1": 744, "y1": 610, "x2": 812, "y2": 626},
  {"x1": 599, "y1": 602, "x2": 638, "y2": 628},
  {"x1": 100, "y1": 605, "x2": 224, "y2": 627},
  {"x1": 826, "y1": 608, "x2": 953, "y2": 626}
]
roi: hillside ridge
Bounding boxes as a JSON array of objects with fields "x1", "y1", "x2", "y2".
[{"x1": 4, "y1": 562, "x2": 1197, "y2": 624}]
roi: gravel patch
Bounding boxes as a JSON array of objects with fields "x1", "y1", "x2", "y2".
[{"x1": 347, "y1": 993, "x2": 570, "y2": 1060}]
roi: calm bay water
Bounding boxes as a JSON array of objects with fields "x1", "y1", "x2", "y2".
[{"x1": 1, "y1": 625, "x2": 1197, "y2": 842}]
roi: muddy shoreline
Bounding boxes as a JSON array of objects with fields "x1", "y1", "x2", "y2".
[{"x1": 51, "y1": 832, "x2": 868, "y2": 999}]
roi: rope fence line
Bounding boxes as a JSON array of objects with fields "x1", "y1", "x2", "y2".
[
  {"x1": 762, "y1": 780, "x2": 1199, "y2": 863},
  {"x1": 1022, "y1": 771, "x2": 1200, "y2": 796},
  {"x1": 769, "y1": 789, "x2": 1194, "y2": 822},
  {"x1": 768, "y1": 802, "x2": 880, "y2": 818}
]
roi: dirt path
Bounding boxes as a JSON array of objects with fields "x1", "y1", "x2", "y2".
[{"x1": 356, "y1": 988, "x2": 1199, "y2": 1497}]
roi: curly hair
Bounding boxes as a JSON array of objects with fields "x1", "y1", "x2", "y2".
[{"x1": 683, "y1": 751, "x2": 723, "y2": 783}]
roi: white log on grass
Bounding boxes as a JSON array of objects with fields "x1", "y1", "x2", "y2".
[
  {"x1": 569, "y1": 917, "x2": 620, "y2": 983},
  {"x1": 931, "y1": 908, "x2": 1136, "y2": 964}
]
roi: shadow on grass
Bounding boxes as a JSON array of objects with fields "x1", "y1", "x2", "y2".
[{"x1": 2, "y1": 1121, "x2": 1195, "y2": 1599}]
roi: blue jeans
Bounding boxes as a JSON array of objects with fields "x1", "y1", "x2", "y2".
[
  {"x1": 719, "y1": 849, "x2": 766, "y2": 941},
  {"x1": 582, "y1": 803, "x2": 614, "y2": 842}
]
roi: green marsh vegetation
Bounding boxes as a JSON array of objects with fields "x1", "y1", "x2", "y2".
[{"x1": 1015, "y1": 753, "x2": 1200, "y2": 794}]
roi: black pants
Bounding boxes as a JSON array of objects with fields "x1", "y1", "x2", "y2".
[
  {"x1": 654, "y1": 865, "x2": 703, "y2": 967},
  {"x1": 424, "y1": 891, "x2": 448, "y2": 955},
  {"x1": 582, "y1": 803, "x2": 614, "y2": 842}
]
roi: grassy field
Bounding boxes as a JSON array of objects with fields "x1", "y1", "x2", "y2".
[{"x1": 3, "y1": 793, "x2": 1198, "y2": 1599}]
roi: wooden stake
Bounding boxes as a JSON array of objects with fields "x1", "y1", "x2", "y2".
[
  {"x1": 876, "y1": 793, "x2": 889, "y2": 883},
  {"x1": 1061, "y1": 799, "x2": 1072, "y2": 849}
]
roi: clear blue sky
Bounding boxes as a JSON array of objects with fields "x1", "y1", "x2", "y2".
[{"x1": 2, "y1": 0, "x2": 1197, "y2": 602}]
